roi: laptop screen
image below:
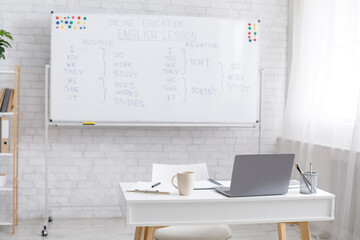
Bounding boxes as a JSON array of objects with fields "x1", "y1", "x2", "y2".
[{"x1": 228, "y1": 154, "x2": 295, "y2": 197}]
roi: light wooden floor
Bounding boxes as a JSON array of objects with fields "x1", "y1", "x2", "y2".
[{"x1": 0, "y1": 218, "x2": 302, "y2": 240}]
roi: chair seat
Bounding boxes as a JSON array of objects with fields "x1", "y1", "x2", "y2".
[{"x1": 154, "y1": 225, "x2": 233, "y2": 240}]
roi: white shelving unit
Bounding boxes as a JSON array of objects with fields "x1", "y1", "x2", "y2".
[{"x1": 0, "y1": 65, "x2": 20, "y2": 234}]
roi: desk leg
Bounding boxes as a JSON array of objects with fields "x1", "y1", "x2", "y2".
[
  {"x1": 277, "y1": 223, "x2": 287, "y2": 240},
  {"x1": 134, "y1": 227, "x2": 146, "y2": 240},
  {"x1": 145, "y1": 226, "x2": 167, "y2": 240},
  {"x1": 145, "y1": 227, "x2": 155, "y2": 240},
  {"x1": 298, "y1": 222, "x2": 311, "y2": 240},
  {"x1": 278, "y1": 222, "x2": 311, "y2": 240}
]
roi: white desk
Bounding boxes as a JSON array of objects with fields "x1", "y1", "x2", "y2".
[{"x1": 119, "y1": 182, "x2": 335, "y2": 240}]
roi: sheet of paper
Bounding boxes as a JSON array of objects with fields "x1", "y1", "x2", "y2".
[
  {"x1": 289, "y1": 179, "x2": 300, "y2": 189},
  {"x1": 129, "y1": 182, "x2": 176, "y2": 193}
]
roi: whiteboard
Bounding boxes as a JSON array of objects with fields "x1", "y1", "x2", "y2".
[{"x1": 50, "y1": 14, "x2": 260, "y2": 125}]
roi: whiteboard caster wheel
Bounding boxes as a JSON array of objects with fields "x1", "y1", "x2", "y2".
[
  {"x1": 41, "y1": 226, "x2": 48, "y2": 237},
  {"x1": 48, "y1": 216, "x2": 53, "y2": 222}
]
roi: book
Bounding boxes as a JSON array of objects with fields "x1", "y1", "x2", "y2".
[
  {"x1": 6, "y1": 89, "x2": 14, "y2": 112},
  {"x1": 0, "y1": 116, "x2": 10, "y2": 153},
  {"x1": 0, "y1": 89, "x2": 10, "y2": 112},
  {"x1": 0, "y1": 88, "x2": 6, "y2": 110}
]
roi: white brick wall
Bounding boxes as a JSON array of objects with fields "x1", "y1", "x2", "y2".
[{"x1": 0, "y1": 0, "x2": 288, "y2": 219}]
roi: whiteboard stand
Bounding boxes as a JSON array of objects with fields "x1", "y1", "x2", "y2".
[
  {"x1": 42, "y1": 64, "x2": 52, "y2": 237},
  {"x1": 258, "y1": 69, "x2": 264, "y2": 154}
]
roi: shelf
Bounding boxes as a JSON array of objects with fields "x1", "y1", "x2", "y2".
[
  {"x1": 0, "y1": 153, "x2": 13, "y2": 157},
  {"x1": 0, "y1": 186, "x2": 13, "y2": 192},
  {"x1": 0, "y1": 112, "x2": 14, "y2": 117},
  {"x1": 0, "y1": 221, "x2": 13, "y2": 226},
  {"x1": 1, "y1": 64, "x2": 19, "y2": 234},
  {"x1": 0, "y1": 70, "x2": 15, "y2": 74}
]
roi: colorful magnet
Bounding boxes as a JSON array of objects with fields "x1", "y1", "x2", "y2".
[
  {"x1": 254, "y1": 32, "x2": 257, "y2": 35},
  {"x1": 249, "y1": 39, "x2": 252, "y2": 42},
  {"x1": 56, "y1": 16, "x2": 59, "y2": 19},
  {"x1": 84, "y1": 22, "x2": 86, "y2": 24},
  {"x1": 78, "y1": 21, "x2": 81, "y2": 24},
  {"x1": 254, "y1": 28, "x2": 257, "y2": 30},
  {"x1": 65, "y1": 21, "x2": 68, "y2": 24},
  {"x1": 70, "y1": 21, "x2": 73, "y2": 24},
  {"x1": 68, "y1": 25, "x2": 71, "y2": 28},
  {"x1": 248, "y1": 36, "x2": 251, "y2": 38},
  {"x1": 78, "y1": 16, "x2": 81, "y2": 19},
  {"x1": 84, "y1": 17, "x2": 87, "y2": 20},
  {"x1": 56, "y1": 21, "x2": 59, "y2": 24},
  {"x1": 61, "y1": 25, "x2": 64, "y2": 29},
  {"x1": 72, "y1": 16, "x2": 75, "y2": 19},
  {"x1": 75, "y1": 26, "x2": 78, "y2": 29},
  {"x1": 254, "y1": 39, "x2": 257, "y2": 41},
  {"x1": 248, "y1": 23, "x2": 251, "y2": 26},
  {"x1": 80, "y1": 27, "x2": 82, "y2": 29},
  {"x1": 248, "y1": 27, "x2": 251, "y2": 30},
  {"x1": 83, "y1": 26, "x2": 86, "y2": 29}
]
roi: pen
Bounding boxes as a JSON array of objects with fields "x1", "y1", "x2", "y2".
[
  {"x1": 83, "y1": 122, "x2": 95, "y2": 125},
  {"x1": 208, "y1": 178, "x2": 223, "y2": 186},
  {"x1": 309, "y1": 163, "x2": 316, "y2": 193},
  {"x1": 296, "y1": 163, "x2": 315, "y2": 193},
  {"x1": 151, "y1": 182, "x2": 161, "y2": 188}
]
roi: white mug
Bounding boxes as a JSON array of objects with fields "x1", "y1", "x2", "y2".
[
  {"x1": 0, "y1": 174, "x2": 6, "y2": 187},
  {"x1": 171, "y1": 171, "x2": 195, "y2": 196}
]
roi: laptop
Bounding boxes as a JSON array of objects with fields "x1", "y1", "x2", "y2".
[{"x1": 215, "y1": 154, "x2": 295, "y2": 197}]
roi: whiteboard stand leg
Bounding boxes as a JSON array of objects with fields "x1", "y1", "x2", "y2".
[
  {"x1": 42, "y1": 64, "x2": 52, "y2": 237},
  {"x1": 258, "y1": 69, "x2": 264, "y2": 154}
]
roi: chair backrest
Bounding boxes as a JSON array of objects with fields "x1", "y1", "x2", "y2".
[{"x1": 152, "y1": 163, "x2": 209, "y2": 183}]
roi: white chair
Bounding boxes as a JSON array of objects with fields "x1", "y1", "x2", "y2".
[{"x1": 152, "y1": 163, "x2": 233, "y2": 240}]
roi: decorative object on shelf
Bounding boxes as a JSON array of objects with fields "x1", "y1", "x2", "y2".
[
  {"x1": 0, "y1": 173, "x2": 6, "y2": 187},
  {"x1": 0, "y1": 29, "x2": 13, "y2": 60}
]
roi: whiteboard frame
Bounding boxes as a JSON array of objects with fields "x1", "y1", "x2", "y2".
[
  {"x1": 47, "y1": 121, "x2": 258, "y2": 127},
  {"x1": 49, "y1": 14, "x2": 261, "y2": 126}
]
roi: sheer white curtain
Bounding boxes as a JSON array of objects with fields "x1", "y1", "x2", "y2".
[{"x1": 282, "y1": 0, "x2": 360, "y2": 239}]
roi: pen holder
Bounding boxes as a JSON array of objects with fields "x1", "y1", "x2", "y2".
[{"x1": 300, "y1": 172, "x2": 317, "y2": 194}]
